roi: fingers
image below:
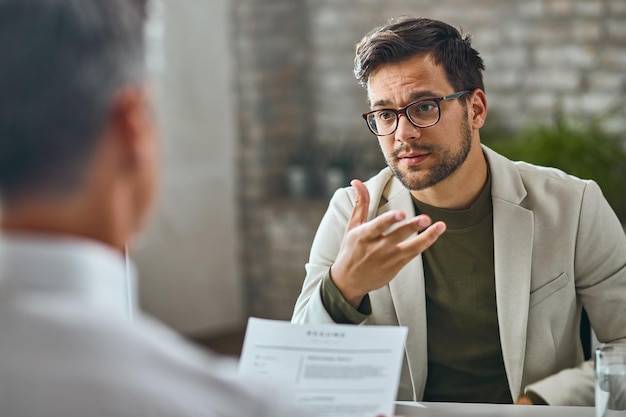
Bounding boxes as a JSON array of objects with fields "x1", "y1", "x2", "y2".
[
  {"x1": 381, "y1": 214, "x2": 434, "y2": 244},
  {"x1": 363, "y1": 210, "x2": 409, "y2": 237},
  {"x1": 346, "y1": 179, "x2": 445, "y2": 255},
  {"x1": 364, "y1": 211, "x2": 431, "y2": 240},
  {"x1": 384, "y1": 214, "x2": 432, "y2": 237},
  {"x1": 346, "y1": 179, "x2": 370, "y2": 230},
  {"x1": 397, "y1": 221, "x2": 446, "y2": 254}
]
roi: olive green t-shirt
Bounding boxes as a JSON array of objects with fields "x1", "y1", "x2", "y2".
[{"x1": 414, "y1": 175, "x2": 511, "y2": 403}]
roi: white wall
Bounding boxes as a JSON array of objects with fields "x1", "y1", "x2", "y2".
[{"x1": 132, "y1": 0, "x2": 244, "y2": 335}]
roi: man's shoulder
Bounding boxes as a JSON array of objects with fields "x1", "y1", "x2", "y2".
[
  {"x1": 108, "y1": 316, "x2": 296, "y2": 416},
  {"x1": 0, "y1": 308, "x2": 286, "y2": 416},
  {"x1": 514, "y1": 160, "x2": 589, "y2": 190},
  {"x1": 486, "y1": 145, "x2": 586, "y2": 182},
  {"x1": 485, "y1": 145, "x2": 591, "y2": 203}
]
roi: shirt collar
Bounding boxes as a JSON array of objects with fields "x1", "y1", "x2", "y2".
[
  {"x1": 0, "y1": 233, "x2": 137, "y2": 319},
  {"x1": 412, "y1": 173, "x2": 493, "y2": 230}
]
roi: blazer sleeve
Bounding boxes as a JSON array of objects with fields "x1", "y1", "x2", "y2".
[
  {"x1": 525, "y1": 180, "x2": 626, "y2": 405},
  {"x1": 291, "y1": 187, "x2": 359, "y2": 324}
]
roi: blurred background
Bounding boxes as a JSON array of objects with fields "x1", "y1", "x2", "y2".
[{"x1": 131, "y1": 0, "x2": 626, "y2": 352}]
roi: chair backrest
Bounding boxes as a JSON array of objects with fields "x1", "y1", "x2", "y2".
[{"x1": 580, "y1": 308, "x2": 591, "y2": 360}]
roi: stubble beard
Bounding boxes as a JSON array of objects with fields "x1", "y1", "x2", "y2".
[{"x1": 385, "y1": 114, "x2": 472, "y2": 191}]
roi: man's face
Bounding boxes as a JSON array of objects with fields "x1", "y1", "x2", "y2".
[{"x1": 367, "y1": 54, "x2": 474, "y2": 192}]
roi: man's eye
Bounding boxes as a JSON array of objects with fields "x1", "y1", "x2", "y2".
[
  {"x1": 415, "y1": 102, "x2": 436, "y2": 112},
  {"x1": 377, "y1": 111, "x2": 394, "y2": 121}
]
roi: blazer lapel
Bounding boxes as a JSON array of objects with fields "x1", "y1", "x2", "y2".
[
  {"x1": 493, "y1": 199, "x2": 533, "y2": 399},
  {"x1": 376, "y1": 175, "x2": 429, "y2": 399},
  {"x1": 485, "y1": 146, "x2": 534, "y2": 400}
]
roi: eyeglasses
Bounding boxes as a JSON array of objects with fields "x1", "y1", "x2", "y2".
[{"x1": 362, "y1": 90, "x2": 471, "y2": 136}]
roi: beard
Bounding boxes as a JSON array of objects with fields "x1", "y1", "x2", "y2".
[{"x1": 385, "y1": 113, "x2": 472, "y2": 191}]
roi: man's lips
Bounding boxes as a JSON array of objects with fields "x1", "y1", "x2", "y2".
[{"x1": 397, "y1": 152, "x2": 430, "y2": 164}]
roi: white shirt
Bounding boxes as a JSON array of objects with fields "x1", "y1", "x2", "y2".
[{"x1": 0, "y1": 234, "x2": 301, "y2": 417}]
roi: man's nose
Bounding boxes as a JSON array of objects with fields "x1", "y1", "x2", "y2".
[{"x1": 394, "y1": 113, "x2": 421, "y2": 142}]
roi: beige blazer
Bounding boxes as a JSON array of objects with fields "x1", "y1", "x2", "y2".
[{"x1": 292, "y1": 145, "x2": 626, "y2": 406}]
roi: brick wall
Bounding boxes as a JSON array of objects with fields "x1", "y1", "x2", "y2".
[{"x1": 232, "y1": 0, "x2": 626, "y2": 320}]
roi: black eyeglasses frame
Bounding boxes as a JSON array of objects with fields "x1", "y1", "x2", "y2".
[{"x1": 361, "y1": 90, "x2": 472, "y2": 136}]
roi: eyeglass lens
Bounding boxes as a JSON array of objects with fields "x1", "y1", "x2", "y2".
[{"x1": 367, "y1": 100, "x2": 439, "y2": 135}]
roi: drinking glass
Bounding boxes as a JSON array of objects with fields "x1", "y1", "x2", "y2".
[{"x1": 596, "y1": 344, "x2": 626, "y2": 417}]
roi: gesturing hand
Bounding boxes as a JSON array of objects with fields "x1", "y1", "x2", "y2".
[{"x1": 330, "y1": 179, "x2": 446, "y2": 308}]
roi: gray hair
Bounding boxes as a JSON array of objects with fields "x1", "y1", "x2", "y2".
[{"x1": 0, "y1": 0, "x2": 147, "y2": 207}]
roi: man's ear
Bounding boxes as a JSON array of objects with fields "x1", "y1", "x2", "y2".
[
  {"x1": 107, "y1": 84, "x2": 155, "y2": 169},
  {"x1": 469, "y1": 89, "x2": 487, "y2": 130}
]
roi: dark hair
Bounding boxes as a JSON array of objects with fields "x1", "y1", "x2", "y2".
[
  {"x1": 0, "y1": 0, "x2": 147, "y2": 207},
  {"x1": 354, "y1": 17, "x2": 485, "y2": 94}
]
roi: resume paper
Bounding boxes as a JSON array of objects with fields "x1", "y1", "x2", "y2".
[{"x1": 239, "y1": 317, "x2": 408, "y2": 417}]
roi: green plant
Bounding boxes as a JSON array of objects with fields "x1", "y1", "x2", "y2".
[{"x1": 483, "y1": 118, "x2": 626, "y2": 220}]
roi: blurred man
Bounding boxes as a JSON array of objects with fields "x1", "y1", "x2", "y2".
[
  {"x1": 293, "y1": 16, "x2": 626, "y2": 406},
  {"x1": 0, "y1": 0, "x2": 301, "y2": 416}
]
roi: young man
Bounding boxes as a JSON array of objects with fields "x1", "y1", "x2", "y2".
[
  {"x1": 292, "y1": 17, "x2": 626, "y2": 406},
  {"x1": 0, "y1": 1, "x2": 300, "y2": 416}
]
